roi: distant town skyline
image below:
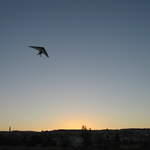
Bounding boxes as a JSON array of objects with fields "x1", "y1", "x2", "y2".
[{"x1": 0, "y1": 0, "x2": 150, "y2": 131}]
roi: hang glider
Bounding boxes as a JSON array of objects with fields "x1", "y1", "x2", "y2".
[{"x1": 29, "y1": 46, "x2": 49, "y2": 58}]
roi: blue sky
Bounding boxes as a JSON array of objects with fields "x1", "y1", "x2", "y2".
[{"x1": 0, "y1": 0, "x2": 150, "y2": 130}]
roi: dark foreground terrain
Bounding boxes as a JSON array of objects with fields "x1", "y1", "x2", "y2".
[{"x1": 0, "y1": 128, "x2": 150, "y2": 150}]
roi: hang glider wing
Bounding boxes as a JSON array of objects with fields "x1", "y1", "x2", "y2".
[{"x1": 29, "y1": 46, "x2": 49, "y2": 58}]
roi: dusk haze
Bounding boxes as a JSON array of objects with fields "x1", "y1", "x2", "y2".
[{"x1": 0, "y1": 0, "x2": 150, "y2": 132}]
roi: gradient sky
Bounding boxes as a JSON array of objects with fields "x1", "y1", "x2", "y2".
[{"x1": 0, "y1": 0, "x2": 150, "y2": 131}]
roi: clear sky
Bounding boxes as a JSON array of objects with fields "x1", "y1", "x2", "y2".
[{"x1": 0, "y1": 0, "x2": 150, "y2": 131}]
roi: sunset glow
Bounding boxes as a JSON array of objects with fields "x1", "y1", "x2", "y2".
[{"x1": 0, "y1": 0, "x2": 150, "y2": 131}]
